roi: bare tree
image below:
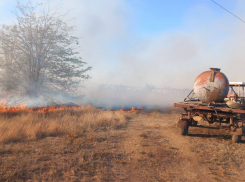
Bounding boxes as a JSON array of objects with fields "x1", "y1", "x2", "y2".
[{"x1": 0, "y1": 1, "x2": 91, "y2": 96}]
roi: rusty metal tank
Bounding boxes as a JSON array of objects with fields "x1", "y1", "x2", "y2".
[{"x1": 193, "y1": 68, "x2": 229, "y2": 103}]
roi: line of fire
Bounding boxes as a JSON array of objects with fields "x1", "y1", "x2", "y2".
[
  {"x1": 0, "y1": 98, "x2": 144, "y2": 113},
  {"x1": 174, "y1": 68, "x2": 245, "y2": 143}
]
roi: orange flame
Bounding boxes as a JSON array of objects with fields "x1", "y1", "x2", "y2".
[
  {"x1": 120, "y1": 106, "x2": 143, "y2": 112},
  {"x1": 0, "y1": 99, "x2": 90, "y2": 113}
]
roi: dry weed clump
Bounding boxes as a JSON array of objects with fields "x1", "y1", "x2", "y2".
[{"x1": 0, "y1": 106, "x2": 129, "y2": 143}]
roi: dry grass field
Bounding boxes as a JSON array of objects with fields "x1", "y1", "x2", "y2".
[{"x1": 1, "y1": 106, "x2": 245, "y2": 182}]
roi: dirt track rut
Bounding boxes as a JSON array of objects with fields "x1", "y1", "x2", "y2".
[{"x1": 113, "y1": 112, "x2": 245, "y2": 182}]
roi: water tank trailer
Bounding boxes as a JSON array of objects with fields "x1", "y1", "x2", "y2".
[{"x1": 174, "y1": 68, "x2": 245, "y2": 143}]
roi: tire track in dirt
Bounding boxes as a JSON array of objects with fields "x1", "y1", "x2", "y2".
[
  {"x1": 159, "y1": 122, "x2": 217, "y2": 182},
  {"x1": 110, "y1": 112, "x2": 245, "y2": 182},
  {"x1": 114, "y1": 114, "x2": 219, "y2": 182}
]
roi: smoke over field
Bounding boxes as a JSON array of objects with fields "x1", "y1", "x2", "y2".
[
  {"x1": 82, "y1": 84, "x2": 189, "y2": 109},
  {"x1": 2, "y1": 1, "x2": 245, "y2": 181},
  {"x1": 0, "y1": 84, "x2": 189, "y2": 111}
]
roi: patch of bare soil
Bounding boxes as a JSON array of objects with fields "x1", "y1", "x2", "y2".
[{"x1": 1, "y1": 109, "x2": 245, "y2": 181}]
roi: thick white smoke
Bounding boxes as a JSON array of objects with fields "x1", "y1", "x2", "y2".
[{"x1": 1, "y1": 0, "x2": 245, "y2": 108}]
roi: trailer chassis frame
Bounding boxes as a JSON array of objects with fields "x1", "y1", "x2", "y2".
[{"x1": 174, "y1": 102, "x2": 245, "y2": 143}]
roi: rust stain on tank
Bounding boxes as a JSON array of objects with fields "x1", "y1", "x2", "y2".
[{"x1": 193, "y1": 68, "x2": 229, "y2": 103}]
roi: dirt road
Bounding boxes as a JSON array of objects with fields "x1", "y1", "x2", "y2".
[{"x1": 112, "y1": 111, "x2": 245, "y2": 182}]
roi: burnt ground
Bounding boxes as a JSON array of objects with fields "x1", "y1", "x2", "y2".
[{"x1": 1, "y1": 109, "x2": 245, "y2": 181}]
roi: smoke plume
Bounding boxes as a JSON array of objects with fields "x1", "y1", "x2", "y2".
[{"x1": 1, "y1": 0, "x2": 245, "y2": 108}]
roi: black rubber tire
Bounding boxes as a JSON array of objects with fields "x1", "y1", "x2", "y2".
[
  {"x1": 232, "y1": 135, "x2": 241, "y2": 143},
  {"x1": 179, "y1": 126, "x2": 189, "y2": 135}
]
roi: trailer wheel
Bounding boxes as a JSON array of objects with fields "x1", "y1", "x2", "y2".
[
  {"x1": 177, "y1": 119, "x2": 189, "y2": 135},
  {"x1": 179, "y1": 127, "x2": 189, "y2": 135},
  {"x1": 232, "y1": 135, "x2": 241, "y2": 143}
]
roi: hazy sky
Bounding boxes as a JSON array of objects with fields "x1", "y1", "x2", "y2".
[{"x1": 1, "y1": 0, "x2": 245, "y2": 89}]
